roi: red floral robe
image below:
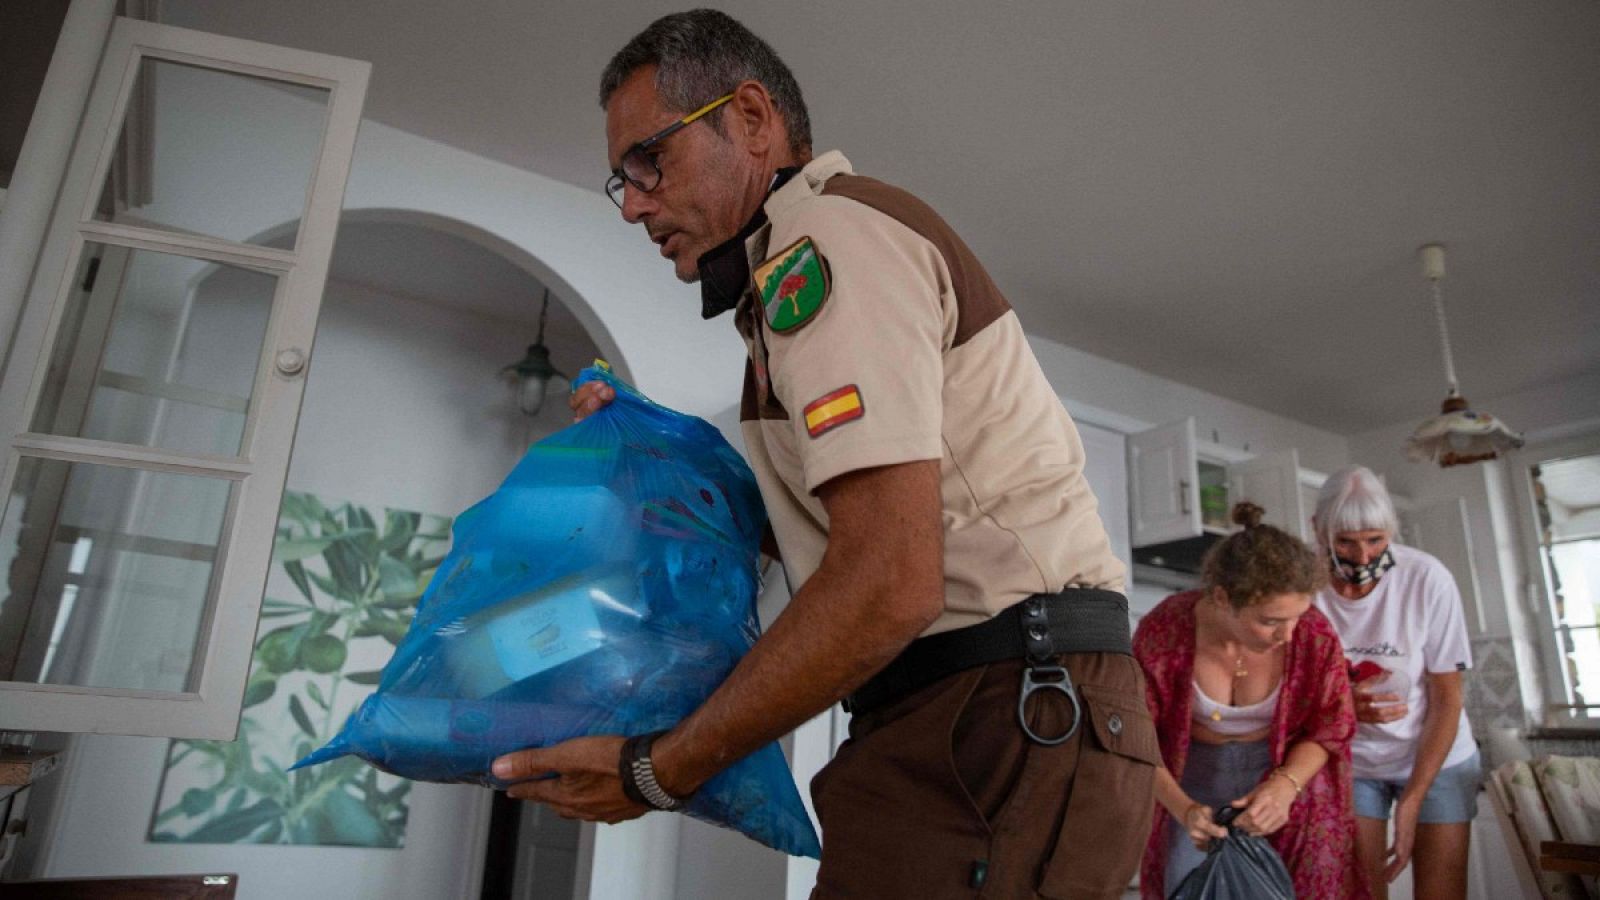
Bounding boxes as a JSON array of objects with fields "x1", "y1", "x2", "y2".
[{"x1": 1134, "y1": 590, "x2": 1368, "y2": 899}]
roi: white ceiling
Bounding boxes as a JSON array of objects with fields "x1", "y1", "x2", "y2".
[{"x1": 158, "y1": 0, "x2": 1600, "y2": 435}]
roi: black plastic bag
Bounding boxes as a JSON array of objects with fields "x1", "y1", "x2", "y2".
[{"x1": 1168, "y1": 805, "x2": 1294, "y2": 899}]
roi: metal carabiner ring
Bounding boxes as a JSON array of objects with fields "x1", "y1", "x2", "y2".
[{"x1": 1017, "y1": 665, "x2": 1082, "y2": 746}]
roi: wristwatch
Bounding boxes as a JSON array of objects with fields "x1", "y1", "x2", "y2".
[{"x1": 619, "y1": 730, "x2": 686, "y2": 812}]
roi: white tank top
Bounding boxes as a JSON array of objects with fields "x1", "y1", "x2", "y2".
[{"x1": 1191, "y1": 680, "x2": 1280, "y2": 735}]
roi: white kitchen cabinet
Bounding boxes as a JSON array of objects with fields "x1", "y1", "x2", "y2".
[
  {"x1": 1228, "y1": 449, "x2": 1309, "y2": 539},
  {"x1": 1127, "y1": 419, "x2": 1246, "y2": 567},
  {"x1": 1129, "y1": 418, "x2": 1214, "y2": 547},
  {"x1": 1128, "y1": 419, "x2": 1336, "y2": 574}
]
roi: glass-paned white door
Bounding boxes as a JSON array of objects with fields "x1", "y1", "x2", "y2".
[
  {"x1": 1523, "y1": 444, "x2": 1600, "y2": 723},
  {"x1": 0, "y1": 18, "x2": 368, "y2": 738}
]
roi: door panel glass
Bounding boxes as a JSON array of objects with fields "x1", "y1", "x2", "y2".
[
  {"x1": 93, "y1": 57, "x2": 329, "y2": 247},
  {"x1": 0, "y1": 457, "x2": 232, "y2": 692},
  {"x1": 1532, "y1": 453, "x2": 1600, "y2": 718},
  {"x1": 30, "y1": 241, "x2": 276, "y2": 457}
]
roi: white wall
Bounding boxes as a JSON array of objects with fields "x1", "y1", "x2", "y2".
[{"x1": 35, "y1": 278, "x2": 560, "y2": 899}]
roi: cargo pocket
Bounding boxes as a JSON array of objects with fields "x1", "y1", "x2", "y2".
[{"x1": 1039, "y1": 681, "x2": 1161, "y2": 899}]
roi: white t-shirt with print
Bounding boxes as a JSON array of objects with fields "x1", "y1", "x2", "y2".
[{"x1": 1313, "y1": 543, "x2": 1477, "y2": 781}]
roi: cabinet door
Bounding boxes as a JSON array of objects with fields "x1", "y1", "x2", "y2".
[
  {"x1": 1076, "y1": 421, "x2": 1130, "y2": 575},
  {"x1": 1226, "y1": 449, "x2": 1307, "y2": 540},
  {"x1": 1129, "y1": 418, "x2": 1200, "y2": 546},
  {"x1": 0, "y1": 19, "x2": 368, "y2": 738}
]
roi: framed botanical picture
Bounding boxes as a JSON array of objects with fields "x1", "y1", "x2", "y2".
[{"x1": 148, "y1": 491, "x2": 450, "y2": 847}]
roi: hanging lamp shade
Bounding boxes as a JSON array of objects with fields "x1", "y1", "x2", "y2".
[
  {"x1": 1405, "y1": 394, "x2": 1523, "y2": 467},
  {"x1": 500, "y1": 289, "x2": 568, "y2": 417},
  {"x1": 1403, "y1": 244, "x2": 1524, "y2": 467}
]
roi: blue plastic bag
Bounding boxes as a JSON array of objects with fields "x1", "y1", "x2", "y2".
[{"x1": 294, "y1": 364, "x2": 821, "y2": 858}]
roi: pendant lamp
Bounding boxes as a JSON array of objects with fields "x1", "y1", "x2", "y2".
[
  {"x1": 501, "y1": 288, "x2": 568, "y2": 417},
  {"x1": 1404, "y1": 244, "x2": 1523, "y2": 467}
]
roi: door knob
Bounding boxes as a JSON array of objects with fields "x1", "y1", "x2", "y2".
[{"x1": 275, "y1": 348, "x2": 307, "y2": 376}]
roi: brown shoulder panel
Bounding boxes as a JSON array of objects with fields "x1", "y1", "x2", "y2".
[
  {"x1": 819, "y1": 174, "x2": 1011, "y2": 347},
  {"x1": 740, "y1": 358, "x2": 759, "y2": 422}
]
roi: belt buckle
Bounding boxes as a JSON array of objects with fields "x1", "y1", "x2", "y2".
[{"x1": 1017, "y1": 664, "x2": 1081, "y2": 746}]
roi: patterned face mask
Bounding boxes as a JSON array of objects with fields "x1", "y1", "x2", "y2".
[{"x1": 1332, "y1": 547, "x2": 1396, "y2": 586}]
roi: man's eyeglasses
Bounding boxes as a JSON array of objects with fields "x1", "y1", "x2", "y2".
[{"x1": 605, "y1": 93, "x2": 735, "y2": 209}]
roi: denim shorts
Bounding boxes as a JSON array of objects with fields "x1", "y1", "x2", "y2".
[{"x1": 1352, "y1": 751, "x2": 1482, "y2": 824}]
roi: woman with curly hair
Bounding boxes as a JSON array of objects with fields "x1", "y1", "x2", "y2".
[{"x1": 1135, "y1": 502, "x2": 1367, "y2": 898}]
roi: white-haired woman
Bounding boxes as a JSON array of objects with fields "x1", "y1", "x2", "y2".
[{"x1": 1310, "y1": 465, "x2": 1480, "y2": 900}]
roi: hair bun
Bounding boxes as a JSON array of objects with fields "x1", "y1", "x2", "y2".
[{"x1": 1232, "y1": 501, "x2": 1265, "y2": 529}]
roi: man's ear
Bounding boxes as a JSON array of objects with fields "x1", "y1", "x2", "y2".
[{"x1": 727, "y1": 80, "x2": 777, "y2": 154}]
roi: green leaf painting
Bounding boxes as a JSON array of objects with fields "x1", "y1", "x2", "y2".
[{"x1": 148, "y1": 491, "x2": 451, "y2": 848}]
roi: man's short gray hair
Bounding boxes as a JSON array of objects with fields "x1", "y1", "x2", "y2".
[
  {"x1": 1313, "y1": 465, "x2": 1401, "y2": 545},
  {"x1": 599, "y1": 9, "x2": 813, "y2": 158}
]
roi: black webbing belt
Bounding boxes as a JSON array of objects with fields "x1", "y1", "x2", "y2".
[{"x1": 843, "y1": 588, "x2": 1132, "y2": 743}]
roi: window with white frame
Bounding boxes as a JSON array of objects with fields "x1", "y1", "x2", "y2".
[
  {"x1": 1523, "y1": 439, "x2": 1600, "y2": 722},
  {"x1": 0, "y1": 18, "x2": 367, "y2": 739}
]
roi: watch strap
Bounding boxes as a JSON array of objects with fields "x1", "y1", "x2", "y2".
[{"x1": 619, "y1": 730, "x2": 686, "y2": 812}]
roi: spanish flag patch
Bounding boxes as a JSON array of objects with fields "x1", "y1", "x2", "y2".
[{"x1": 803, "y1": 385, "x2": 864, "y2": 438}]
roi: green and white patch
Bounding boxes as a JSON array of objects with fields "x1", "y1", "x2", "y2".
[{"x1": 755, "y1": 236, "x2": 830, "y2": 332}]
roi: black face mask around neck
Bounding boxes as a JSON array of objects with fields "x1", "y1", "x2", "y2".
[{"x1": 696, "y1": 167, "x2": 801, "y2": 319}]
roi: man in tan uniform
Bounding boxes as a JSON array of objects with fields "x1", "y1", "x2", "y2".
[{"x1": 493, "y1": 11, "x2": 1158, "y2": 897}]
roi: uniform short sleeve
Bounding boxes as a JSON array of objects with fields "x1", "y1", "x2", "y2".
[
  {"x1": 1421, "y1": 557, "x2": 1474, "y2": 674},
  {"x1": 760, "y1": 198, "x2": 947, "y2": 493}
]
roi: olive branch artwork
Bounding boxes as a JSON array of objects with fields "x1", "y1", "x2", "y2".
[{"x1": 148, "y1": 492, "x2": 450, "y2": 847}]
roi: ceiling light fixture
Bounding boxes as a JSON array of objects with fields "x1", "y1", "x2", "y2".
[
  {"x1": 1404, "y1": 243, "x2": 1523, "y2": 467},
  {"x1": 501, "y1": 288, "x2": 568, "y2": 417}
]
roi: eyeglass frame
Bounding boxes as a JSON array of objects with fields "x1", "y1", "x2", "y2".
[{"x1": 605, "y1": 93, "x2": 736, "y2": 209}]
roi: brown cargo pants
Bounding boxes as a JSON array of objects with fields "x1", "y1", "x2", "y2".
[{"x1": 810, "y1": 652, "x2": 1159, "y2": 899}]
